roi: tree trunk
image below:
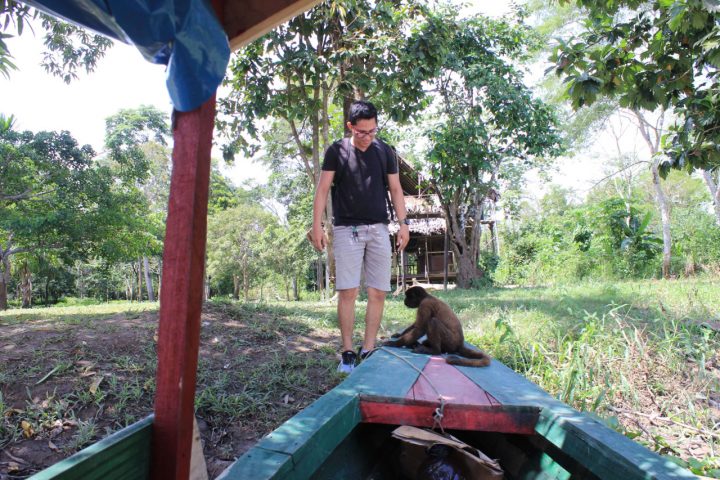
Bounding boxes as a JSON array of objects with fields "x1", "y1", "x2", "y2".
[
  {"x1": 443, "y1": 196, "x2": 484, "y2": 288},
  {"x1": 292, "y1": 276, "x2": 299, "y2": 301},
  {"x1": 702, "y1": 169, "x2": 720, "y2": 226},
  {"x1": 232, "y1": 274, "x2": 240, "y2": 300},
  {"x1": 137, "y1": 260, "x2": 143, "y2": 301},
  {"x1": 632, "y1": 109, "x2": 671, "y2": 279},
  {"x1": 143, "y1": 256, "x2": 155, "y2": 301},
  {"x1": 0, "y1": 256, "x2": 9, "y2": 310},
  {"x1": 20, "y1": 262, "x2": 32, "y2": 308},
  {"x1": 651, "y1": 160, "x2": 672, "y2": 279},
  {"x1": 243, "y1": 264, "x2": 249, "y2": 299},
  {"x1": 77, "y1": 264, "x2": 85, "y2": 299},
  {"x1": 455, "y1": 251, "x2": 482, "y2": 288}
]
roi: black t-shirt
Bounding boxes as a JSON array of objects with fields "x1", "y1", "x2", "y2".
[{"x1": 322, "y1": 138, "x2": 398, "y2": 226}]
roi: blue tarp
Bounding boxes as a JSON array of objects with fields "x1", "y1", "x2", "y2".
[{"x1": 23, "y1": 0, "x2": 231, "y2": 112}]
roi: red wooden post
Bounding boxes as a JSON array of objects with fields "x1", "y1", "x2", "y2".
[{"x1": 151, "y1": 96, "x2": 216, "y2": 479}]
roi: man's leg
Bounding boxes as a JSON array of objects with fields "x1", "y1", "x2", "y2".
[
  {"x1": 333, "y1": 225, "x2": 364, "y2": 353},
  {"x1": 362, "y1": 223, "x2": 392, "y2": 353},
  {"x1": 337, "y1": 287, "x2": 359, "y2": 352},
  {"x1": 364, "y1": 287, "x2": 386, "y2": 351}
]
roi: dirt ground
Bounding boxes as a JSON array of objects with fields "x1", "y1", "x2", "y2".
[{"x1": 0, "y1": 302, "x2": 341, "y2": 479}]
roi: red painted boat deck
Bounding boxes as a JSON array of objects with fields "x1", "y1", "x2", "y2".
[
  {"x1": 359, "y1": 356, "x2": 538, "y2": 434},
  {"x1": 406, "y1": 357, "x2": 501, "y2": 406}
]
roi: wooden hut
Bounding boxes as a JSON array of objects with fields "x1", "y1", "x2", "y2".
[{"x1": 390, "y1": 156, "x2": 500, "y2": 290}]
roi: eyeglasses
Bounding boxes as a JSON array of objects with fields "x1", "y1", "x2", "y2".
[{"x1": 352, "y1": 127, "x2": 379, "y2": 138}]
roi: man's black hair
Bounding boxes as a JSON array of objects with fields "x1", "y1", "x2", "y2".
[{"x1": 349, "y1": 100, "x2": 378, "y2": 124}]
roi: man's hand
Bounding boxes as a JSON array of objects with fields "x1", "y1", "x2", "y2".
[
  {"x1": 310, "y1": 224, "x2": 327, "y2": 252},
  {"x1": 396, "y1": 224, "x2": 410, "y2": 251}
]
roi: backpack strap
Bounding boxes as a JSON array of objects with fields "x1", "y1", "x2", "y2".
[{"x1": 373, "y1": 138, "x2": 396, "y2": 221}]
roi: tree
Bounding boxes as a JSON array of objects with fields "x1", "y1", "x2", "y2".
[
  {"x1": 102, "y1": 106, "x2": 171, "y2": 301},
  {"x1": 1, "y1": 2, "x2": 112, "y2": 81},
  {"x1": 206, "y1": 204, "x2": 277, "y2": 299},
  {"x1": 551, "y1": 0, "x2": 720, "y2": 203},
  {"x1": 423, "y1": 14, "x2": 563, "y2": 287},
  {"x1": 0, "y1": 123, "x2": 145, "y2": 308}
]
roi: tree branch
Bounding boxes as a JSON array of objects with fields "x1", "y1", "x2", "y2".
[
  {"x1": 1, "y1": 187, "x2": 59, "y2": 202},
  {"x1": 589, "y1": 160, "x2": 648, "y2": 190}
]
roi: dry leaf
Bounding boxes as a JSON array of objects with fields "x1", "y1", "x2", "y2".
[
  {"x1": 7, "y1": 462, "x2": 20, "y2": 472},
  {"x1": 48, "y1": 440, "x2": 59, "y2": 451},
  {"x1": 80, "y1": 370, "x2": 97, "y2": 378},
  {"x1": 89, "y1": 376, "x2": 104, "y2": 394},
  {"x1": 4, "y1": 408, "x2": 24, "y2": 417},
  {"x1": 20, "y1": 420, "x2": 34, "y2": 438}
]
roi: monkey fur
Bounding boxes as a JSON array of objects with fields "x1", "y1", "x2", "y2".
[{"x1": 383, "y1": 286, "x2": 491, "y2": 367}]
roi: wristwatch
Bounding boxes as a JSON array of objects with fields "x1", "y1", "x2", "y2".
[{"x1": 398, "y1": 217, "x2": 410, "y2": 225}]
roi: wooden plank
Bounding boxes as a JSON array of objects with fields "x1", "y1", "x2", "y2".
[
  {"x1": 360, "y1": 396, "x2": 538, "y2": 434},
  {"x1": 29, "y1": 416, "x2": 153, "y2": 480},
  {"x1": 215, "y1": 447, "x2": 294, "y2": 480},
  {"x1": 219, "y1": 391, "x2": 359, "y2": 479},
  {"x1": 407, "y1": 356, "x2": 499, "y2": 406},
  {"x1": 190, "y1": 417, "x2": 208, "y2": 480},
  {"x1": 536, "y1": 409, "x2": 697, "y2": 480},
  {"x1": 151, "y1": 97, "x2": 216, "y2": 480},
  {"x1": 224, "y1": 0, "x2": 322, "y2": 50},
  {"x1": 457, "y1": 359, "x2": 695, "y2": 479}
]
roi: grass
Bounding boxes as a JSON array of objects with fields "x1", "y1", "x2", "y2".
[
  {"x1": 1, "y1": 278, "x2": 718, "y2": 477},
  {"x1": 0, "y1": 300, "x2": 159, "y2": 326}
]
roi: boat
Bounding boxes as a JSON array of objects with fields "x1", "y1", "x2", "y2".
[{"x1": 216, "y1": 346, "x2": 695, "y2": 480}]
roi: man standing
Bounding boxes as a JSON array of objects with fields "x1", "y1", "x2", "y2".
[{"x1": 310, "y1": 100, "x2": 410, "y2": 373}]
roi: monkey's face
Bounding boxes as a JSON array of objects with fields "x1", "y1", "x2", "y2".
[{"x1": 404, "y1": 286, "x2": 426, "y2": 309}]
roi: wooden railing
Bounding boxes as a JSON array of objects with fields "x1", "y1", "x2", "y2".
[{"x1": 396, "y1": 250, "x2": 457, "y2": 280}]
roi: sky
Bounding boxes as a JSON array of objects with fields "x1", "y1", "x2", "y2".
[
  {"x1": 1, "y1": 29, "x2": 269, "y2": 185},
  {"x1": 0, "y1": 2, "x2": 613, "y2": 199}
]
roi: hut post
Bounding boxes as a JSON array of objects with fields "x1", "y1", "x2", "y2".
[
  {"x1": 443, "y1": 228, "x2": 449, "y2": 291},
  {"x1": 151, "y1": 97, "x2": 216, "y2": 479}
]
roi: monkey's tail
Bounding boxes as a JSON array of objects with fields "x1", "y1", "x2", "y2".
[{"x1": 445, "y1": 345, "x2": 491, "y2": 368}]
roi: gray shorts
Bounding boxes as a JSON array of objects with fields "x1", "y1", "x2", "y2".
[{"x1": 333, "y1": 223, "x2": 392, "y2": 291}]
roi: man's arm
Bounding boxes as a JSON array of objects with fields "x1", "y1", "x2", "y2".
[
  {"x1": 311, "y1": 170, "x2": 335, "y2": 252},
  {"x1": 388, "y1": 173, "x2": 410, "y2": 251}
]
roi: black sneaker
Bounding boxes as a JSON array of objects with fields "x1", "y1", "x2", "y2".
[
  {"x1": 337, "y1": 350, "x2": 357, "y2": 374},
  {"x1": 356, "y1": 347, "x2": 373, "y2": 364}
]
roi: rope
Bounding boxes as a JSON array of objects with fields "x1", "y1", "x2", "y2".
[{"x1": 372, "y1": 346, "x2": 447, "y2": 433}]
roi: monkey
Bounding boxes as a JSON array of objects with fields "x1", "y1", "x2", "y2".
[{"x1": 383, "y1": 286, "x2": 491, "y2": 367}]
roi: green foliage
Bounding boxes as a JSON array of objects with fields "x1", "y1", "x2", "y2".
[
  {"x1": 496, "y1": 187, "x2": 666, "y2": 285},
  {"x1": 673, "y1": 208, "x2": 720, "y2": 271},
  {"x1": 0, "y1": 118, "x2": 162, "y2": 308},
  {"x1": 1, "y1": 2, "x2": 111, "y2": 81},
  {"x1": 415, "y1": 12, "x2": 563, "y2": 287},
  {"x1": 218, "y1": 0, "x2": 459, "y2": 162},
  {"x1": 103, "y1": 106, "x2": 170, "y2": 185},
  {"x1": 551, "y1": 0, "x2": 720, "y2": 173},
  {"x1": 38, "y1": 14, "x2": 113, "y2": 83},
  {"x1": 206, "y1": 204, "x2": 279, "y2": 298}
]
